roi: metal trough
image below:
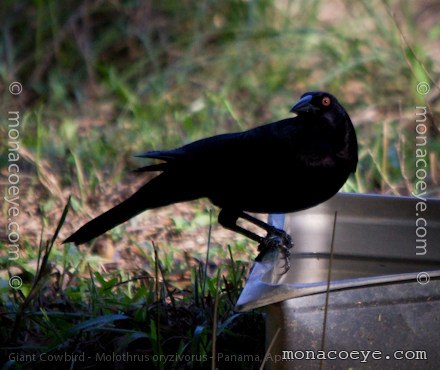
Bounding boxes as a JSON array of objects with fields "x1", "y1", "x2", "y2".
[{"x1": 236, "y1": 193, "x2": 440, "y2": 369}]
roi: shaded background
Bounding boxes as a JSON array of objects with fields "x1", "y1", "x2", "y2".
[
  {"x1": 1, "y1": 0, "x2": 439, "y2": 247},
  {"x1": 0, "y1": 1, "x2": 439, "y2": 368}
]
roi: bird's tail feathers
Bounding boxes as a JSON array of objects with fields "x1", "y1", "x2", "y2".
[
  {"x1": 63, "y1": 173, "x2": 198, "y2": 245},
  {"x1": 132, "y1": 163, "x2": 168, "y2": 172}
]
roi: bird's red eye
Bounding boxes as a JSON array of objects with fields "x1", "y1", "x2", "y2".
[{"x1": 322, "y1": 96, "x2": 331, "y2": 106}]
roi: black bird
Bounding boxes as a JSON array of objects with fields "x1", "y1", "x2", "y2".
[{"x1": 64, "y1": 92, "x2": 358, "y2": 270}]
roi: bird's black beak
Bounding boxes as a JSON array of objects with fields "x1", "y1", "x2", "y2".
[{"x1": 290, "y1": 95, "x2": 317, "y2": 114}]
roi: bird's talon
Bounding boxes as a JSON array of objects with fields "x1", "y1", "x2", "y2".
[
  {"x1": 257, "y1": 229, "x2": 294, "y2": 273},
  {"x1": 280, "y1": 257, "x2": 291, "y2": 275}
]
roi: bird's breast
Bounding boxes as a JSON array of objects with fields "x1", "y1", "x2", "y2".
[{"x1": 299, "y1": 154, "x2": 336, "y2": 168}]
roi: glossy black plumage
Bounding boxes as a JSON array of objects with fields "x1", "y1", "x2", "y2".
[{"x1": 64, "y1": 91, "x2": 358, "y2": 248}]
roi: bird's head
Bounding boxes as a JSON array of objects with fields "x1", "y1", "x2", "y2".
[
  {"x1": 290, "y1": 91, "x2": 358, "y2": 173},
  {"x1": 290, "y1": 91, "x2": 344, "y2": 117}
]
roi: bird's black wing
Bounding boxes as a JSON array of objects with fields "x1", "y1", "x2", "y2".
[
  {"x1": 134, "y1": 117, "x2": 304, "y2": 173},
  {"x1": 133, "y1": 149, "x2": 186, "y2": 172}
]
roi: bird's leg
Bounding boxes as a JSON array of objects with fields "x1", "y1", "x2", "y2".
[
  {"x1": 218, "y1": 209, "x2": 293, "y2": 274},
  {"x1": 239, "y1": 212, "x2": 293, "y2": 273},
  {"x1": 218, "y1": 209, "x2": 264, "y2": 243}
]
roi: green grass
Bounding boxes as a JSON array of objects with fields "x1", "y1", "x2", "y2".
[
  {"x1": 1, "y1": 200, "x2": 262, "y2": 369},
  {"x1": 1, "y1": 0, "x2": 439, "y2": 369}
]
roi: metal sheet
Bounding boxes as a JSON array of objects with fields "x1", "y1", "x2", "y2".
[
  {"x1": 236, "y1": 193, "x2": 440, "y2": 311},
  {"x1": 236, "y1": 192, "x2": 440, "y2": 368}
]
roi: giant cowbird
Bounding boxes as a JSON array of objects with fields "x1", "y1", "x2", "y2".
[{"x1": 64, "y1": 91, "x2": 358, "y2": 270}]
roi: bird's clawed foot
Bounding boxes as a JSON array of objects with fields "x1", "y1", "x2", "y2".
[{"x1": 256, "y1": 228, "x2": 294, "y2": 275}]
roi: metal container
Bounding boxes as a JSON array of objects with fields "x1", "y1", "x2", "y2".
[{"x1": 236, "y1": 193, "x2": 440, "y2": 369}]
